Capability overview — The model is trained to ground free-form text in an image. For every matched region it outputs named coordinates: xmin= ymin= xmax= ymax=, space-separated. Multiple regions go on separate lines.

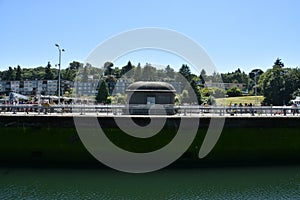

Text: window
xmin=147 ymin=97 xmax=155 ymax=105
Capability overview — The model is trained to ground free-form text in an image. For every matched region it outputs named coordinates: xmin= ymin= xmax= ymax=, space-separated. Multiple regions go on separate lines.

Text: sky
xmin=0 ymin=0 xmax=299 ymax=74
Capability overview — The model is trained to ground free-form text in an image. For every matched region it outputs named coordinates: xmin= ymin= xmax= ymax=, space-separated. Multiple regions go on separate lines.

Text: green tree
xmin=258 ymin=59 xmax=299 ymax=105
xmin=206 ymin=95 xmax=216 ymax=105
xmin=104 ymin=61 xmax=114 ymax=76
xmin=133 ymin=63 xmax=142 ymax=81
xmin=63 ymin=61 xmax=82 ymax=81
xmin=180 ymin=90 xmax=190 ymax=104
xmin=188 ymin=76 xmax=202 ymax=104
xmin=249 ymin=69 xmax=264 ymax=94
xmin=96 ymin=79 xmax=109 ymax=104
xmin=226 ymin=87 xmax=242 ymax=97
xmin=141 ymin=64 xmax=156 ymax=81
xmin=121 ymin=61 xmax=134 ymax=78
xmin=4 ymin=67 xmax=14 ymax=80
xmin=113 ymin=67 xmax=121 ymax=78
xmin=292 ymin=88 xmax=300 ymax=99
xmin=81 ymin=64 xmax=89 ymax=82
xmin=199 ymin=69 xmax=207 ymax=84
xmin=274 ymin=58 xmax=284 ymax=68
xmin=165 ymin=65 xmax=175 ymax=79
xmin=45 ymin=62 xmax=54 ymax=80
xmin=16 ymin=65 xmax=22 ymax=80
xmin=178 ymin=64 xmax=191 ymax=81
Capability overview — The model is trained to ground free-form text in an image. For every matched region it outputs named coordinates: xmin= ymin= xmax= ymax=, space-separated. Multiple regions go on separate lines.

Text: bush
xmin=200 ymin=87 xmax=226 ymax=98
xmin=226 ymin=87 xmax=242 ymax=97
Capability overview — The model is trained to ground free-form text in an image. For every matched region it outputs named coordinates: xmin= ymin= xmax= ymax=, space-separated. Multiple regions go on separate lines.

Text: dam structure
xmin=0 ymin=109 xmax=299 ymax=168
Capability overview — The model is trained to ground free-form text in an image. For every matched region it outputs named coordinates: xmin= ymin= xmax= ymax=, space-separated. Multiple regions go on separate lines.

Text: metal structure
xmin=0 ymin=104 xmax=299 ymax=117
xmin=55 ymin=44 xmax=65 ymax=105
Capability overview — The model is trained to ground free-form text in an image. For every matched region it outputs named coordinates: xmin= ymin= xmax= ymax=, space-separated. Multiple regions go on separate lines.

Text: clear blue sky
xmin=0 ymin=0 xmax=299 ymax=74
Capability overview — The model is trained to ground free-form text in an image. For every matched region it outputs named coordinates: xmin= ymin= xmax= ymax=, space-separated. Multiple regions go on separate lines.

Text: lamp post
xmin=55 ymin=44 xmax=65 ymax=105
xmin=254 ymin=71 xmax=258 ymax=106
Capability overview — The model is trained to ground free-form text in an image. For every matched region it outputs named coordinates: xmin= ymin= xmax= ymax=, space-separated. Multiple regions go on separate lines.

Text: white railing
xmin=0 ymin=104 xmax=299 ymax=116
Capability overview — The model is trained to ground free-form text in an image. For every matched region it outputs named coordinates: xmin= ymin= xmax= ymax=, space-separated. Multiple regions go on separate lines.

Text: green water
xmin=1 ymin=166 xmax=300 ymax=199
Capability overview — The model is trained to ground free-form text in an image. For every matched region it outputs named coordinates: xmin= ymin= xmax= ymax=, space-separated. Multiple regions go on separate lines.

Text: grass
xmin=215 ymin=95 xmax=264 ymax=106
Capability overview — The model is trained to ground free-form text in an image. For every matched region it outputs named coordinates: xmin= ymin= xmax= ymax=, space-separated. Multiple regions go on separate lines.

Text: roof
xmin=126 ymin=81 xmax=176 ymax=93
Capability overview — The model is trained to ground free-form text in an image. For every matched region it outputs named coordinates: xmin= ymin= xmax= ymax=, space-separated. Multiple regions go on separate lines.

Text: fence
xmin=0 ymin=104 xmax=299 ymax=117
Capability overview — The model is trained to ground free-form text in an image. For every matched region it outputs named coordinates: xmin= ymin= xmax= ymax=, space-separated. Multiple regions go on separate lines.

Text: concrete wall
xmin=0 ymin=115 xmax=299 ymax=167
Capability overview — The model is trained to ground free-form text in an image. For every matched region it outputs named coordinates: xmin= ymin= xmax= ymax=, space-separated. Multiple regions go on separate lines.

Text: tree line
xmin=0 ymin=61 xmax=82 ymax=82
xmin=1 ymin=58 xmax=299 ymax=105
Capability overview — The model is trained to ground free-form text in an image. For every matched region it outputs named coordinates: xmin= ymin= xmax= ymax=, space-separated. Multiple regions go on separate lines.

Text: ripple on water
xmin=0 ymin=166 xmax=299 ymax=199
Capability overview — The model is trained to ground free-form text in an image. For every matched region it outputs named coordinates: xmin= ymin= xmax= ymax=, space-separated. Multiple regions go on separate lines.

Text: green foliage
xmin=110 ymin=93 xmax=127 ymax=104
xmin=292 ymin=88 xmax=300 ymax=99
xmin=180 ymin=90 xmax=190 ymax=104
xmin=81 ymin=64 xmax=89 ymax=82
xmin=133 ymin=64 xmax=142 ymax=81
xmin=104 ymin=61 xmax=114 ymax=76
xmin=201 ymin=87 xmax=226 ymax=98
xmin=121 ymin=61 xmax=135 ymax=78
xmin=178 ymin=64 xmax=191 ymax=81
xmin=141 ymin=64 xmax=156 ymax=81
xmin=189 ymin=77 xmax=202 ymax=104
xmin=15 ymin=65 xmax=22 ymax=80
xmin=113 ymin=67 xmax=122 ymax=79
xmin=226 ymin=87 xmax=242 ymax=97
xmin=45 ymin=62 xmax=54 ymax=80
xmin=202 ymin=95 xmax=216 ymax=105
xmin=259 ymin=59 xmax=300 ymax=105
xmin=165 ymin=65 xmax=175 ymax=79
xmin=248 ymin=69 xmax=264 ymax=95
xmin=96 ymin=79 xmax=109 ymax=104
xmin=221 ymin=68 xmax=249 ymax=87
xmin=4 ymin=67 xmax=15 ymax=80
xmin=63 ymin=61 xmax=82 ymax=81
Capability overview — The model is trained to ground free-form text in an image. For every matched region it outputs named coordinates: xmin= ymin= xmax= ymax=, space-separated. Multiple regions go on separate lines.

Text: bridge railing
xmin=0 ymin=104 xmax=299 ymax=116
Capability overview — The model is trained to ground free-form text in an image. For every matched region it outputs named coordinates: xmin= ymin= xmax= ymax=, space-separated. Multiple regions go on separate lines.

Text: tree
xmin=45 ymin=62 xmax=54 ymax=80
xmin=113 ymin=67 xmax=121 ymax=78
xmin=226 ymin=87 xmax=242 ymax=97
xmin=104 ymin=61 xmax=114 ymax=76
xmin=133 ymin=63 xmax=142 ymax=81
xmin=178 ymin=64 xmax=191 ymax=81
xmin=258 ymin=58 xmax=300 ymax=105
xmin=274 ymin=58 xmax=284 ymax=68
xmin=292 ymin=88 xmax=300 ymax=99
xmin=141 ymin=64 xmax=156 ymax=81
xmin=165 ymin=65 xmax=175 ymax=79
xmin=180 ymin=90 xmax=190 ymax=104
xmin=206 ymin=95 xmax=216 ymax=105
xmin=199 ymin=69 xmax=207 ymax=84
xmin=81 ymin=64 xmax=89 ymax=82
xmin=96 ymin=79 xmax=109 ymax=104
xmin=4 ymin=67 xmax=14 ymax=80
xmin=249 ymin=69 xmax=264 ymax=94
xmin=121 ymin=61 xmax=134 ymax=78
xmin=212 ymin=71 xmax=223 ymax=82
xmin=16 ymin=65 xmax=22 ymax=80
xmin=188 ymin=76 xmax=202 ymax=104
xmin=64 ymin=61 xmax=82 ymax=81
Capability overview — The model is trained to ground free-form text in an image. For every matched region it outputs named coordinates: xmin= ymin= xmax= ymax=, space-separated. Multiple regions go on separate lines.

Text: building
xmin=205 ymin=80 xmax=246 ymax=91
xmin=0 ymin=80 xmax=73 ymax=96
xmin=125 ymin=81 xmax=176 ymax=115
xmin=112 ymin=78 xmax=133 ymax=95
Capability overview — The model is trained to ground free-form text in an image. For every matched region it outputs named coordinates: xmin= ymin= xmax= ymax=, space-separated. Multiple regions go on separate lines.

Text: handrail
xmin=0 ymin=104 xmax=299 ymax=116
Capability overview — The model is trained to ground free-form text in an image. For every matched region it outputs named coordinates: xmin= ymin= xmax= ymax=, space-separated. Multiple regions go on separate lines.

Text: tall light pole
xmin=55 ymin=44 xmax=65 ymax=105
xmin=254 ymin=71 xmax=258 ymax=106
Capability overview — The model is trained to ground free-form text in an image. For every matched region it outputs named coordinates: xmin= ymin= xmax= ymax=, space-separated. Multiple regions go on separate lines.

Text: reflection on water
xmin=0 ymin=166 xmax=300 ymax=199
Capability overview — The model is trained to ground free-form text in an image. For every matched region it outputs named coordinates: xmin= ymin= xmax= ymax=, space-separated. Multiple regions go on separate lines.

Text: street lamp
xmin=254 ymin=70 xmax=259 ymax=106
xmin=55 ymin=44 xmax=65 ymax=105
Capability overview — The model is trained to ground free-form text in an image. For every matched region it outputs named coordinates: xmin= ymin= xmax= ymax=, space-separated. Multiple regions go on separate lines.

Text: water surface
xmin=1 ymin=165 xmax=300 ymax=199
